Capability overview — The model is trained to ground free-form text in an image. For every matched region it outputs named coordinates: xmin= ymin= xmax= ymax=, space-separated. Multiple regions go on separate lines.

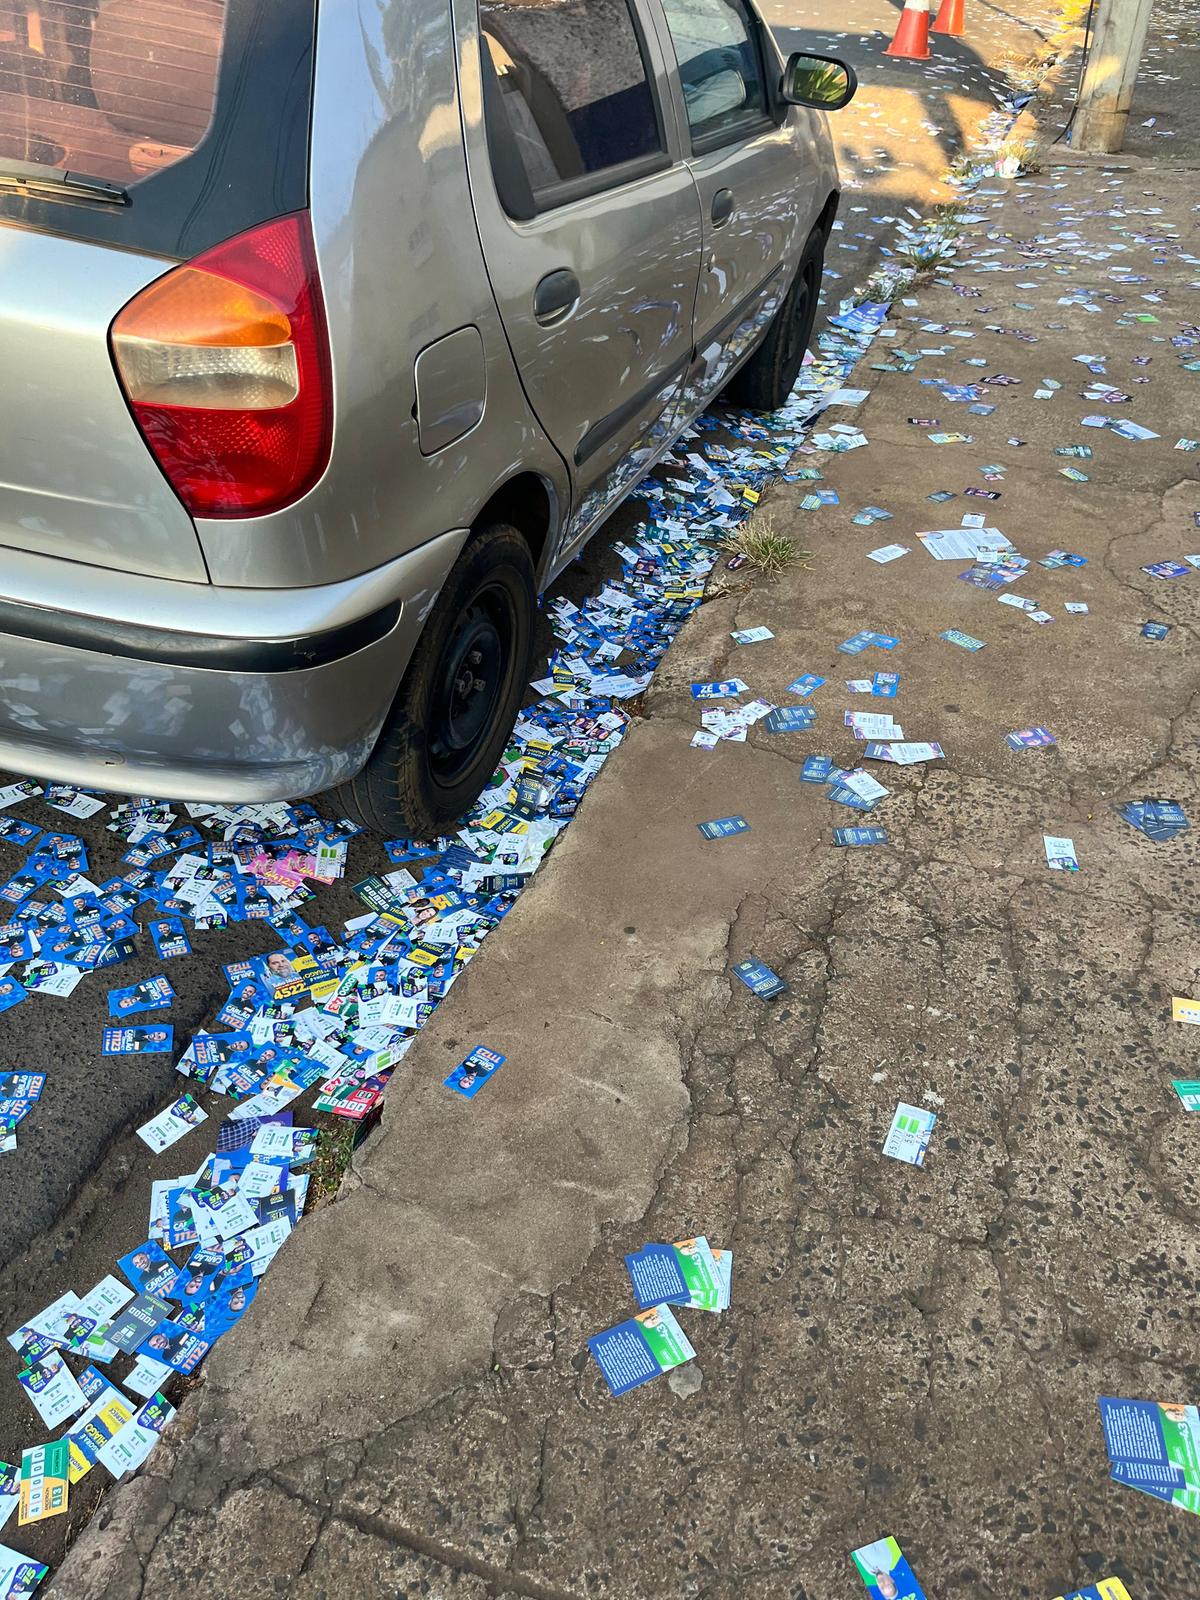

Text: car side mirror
xmin=780 ymin=52 xmax=857 ymax=110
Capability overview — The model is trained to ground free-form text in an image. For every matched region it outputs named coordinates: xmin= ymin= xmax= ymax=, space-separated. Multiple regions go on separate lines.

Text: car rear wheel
xmin=724 ymin=227 xmax=825 ymax=412
xmin=331 ymin=523 xmax=536 ymax=837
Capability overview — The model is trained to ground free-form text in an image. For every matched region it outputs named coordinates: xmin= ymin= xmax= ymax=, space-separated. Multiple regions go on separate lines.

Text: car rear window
xmin=0 ymin=0 xmax=315 ymax=259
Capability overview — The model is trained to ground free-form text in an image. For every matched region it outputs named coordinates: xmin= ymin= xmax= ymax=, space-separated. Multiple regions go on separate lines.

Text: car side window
xmin=479 ymin=0 xmax=664 ymax=210
xmin=659 ymin=0 xmax=767 ymax=146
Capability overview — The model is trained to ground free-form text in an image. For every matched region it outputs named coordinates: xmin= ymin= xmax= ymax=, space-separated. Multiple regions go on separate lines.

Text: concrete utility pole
xmin=1072 ymin=0 xmax=1155 ymax=153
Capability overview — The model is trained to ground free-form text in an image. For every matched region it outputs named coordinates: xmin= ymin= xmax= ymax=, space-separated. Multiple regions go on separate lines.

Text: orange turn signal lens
xmin=113 ymin=267 xmax=292 ymax=348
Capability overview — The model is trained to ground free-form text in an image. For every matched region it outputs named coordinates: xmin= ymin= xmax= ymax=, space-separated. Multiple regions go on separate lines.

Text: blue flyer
xmin=732 ymin=959 xmax=787 ymax=999
xmin=834 ymin=828 xmax=889 ymax=847
xmin=800 ymin=755 xmax=834 ymax=784
xmin=1099 ymin=1395 xmax=1200 ymax=1502
xmin=0 ymin=976 xmax=32 ymax=1017
xmin=0 ymin=1072 xmax=44 ymax=1103
xmin=763 ymin=707 xmax=815 ymax=733
xmin=139 ymin=1321 xmax=210 ymax=1375
xmin=787 ymin=673 xmax=825 ymax=698
xmin=587 ymin=1305 xmax=695 ymax=1397
xmin=623 ymin=1243 xmax=690 ymax=1308
xmin=1141 ymin=621 xmax=1170 ymax=640
xmin=101 ymin=1025 xmax=174 ymax=1056
xmin=149 ymin=916 xmax=191 ymax=959
xmin=837 ymin=631 xmax=875 ymax=655
xmin=850 ymin=1536 xmax=927 ymax=1599
xmin=118 ymin=1240 xmax=185 ymax=1300
xmin=444 ymin=1045 xmax=507 ymax=1099
xmin=690 ymin=679 xmax=747 ymax=700
xmin=698 ymin=816 xmax=750 ymax=840
xmin=107 ymin=975 xmax=175 ymax=1017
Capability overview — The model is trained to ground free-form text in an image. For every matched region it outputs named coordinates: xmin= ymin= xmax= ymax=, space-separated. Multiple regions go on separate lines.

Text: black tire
xmin=724 ymin=228 xmax=825 ymax=411
xmin=332 ymin=523 xmax=536 ymax=837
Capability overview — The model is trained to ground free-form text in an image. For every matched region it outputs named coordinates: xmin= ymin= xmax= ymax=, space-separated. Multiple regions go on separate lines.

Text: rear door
xmin=653 ymin=0 xmax=814 ymax=404
xmin=0 ymin=0 xmax=314 ymax=579
xmin=458 ymin=0 xmax=704 ymax=552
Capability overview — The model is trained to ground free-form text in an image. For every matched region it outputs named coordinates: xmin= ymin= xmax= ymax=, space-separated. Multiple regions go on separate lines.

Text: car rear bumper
xmin=0 ymin=530 xmax=469 ymax=803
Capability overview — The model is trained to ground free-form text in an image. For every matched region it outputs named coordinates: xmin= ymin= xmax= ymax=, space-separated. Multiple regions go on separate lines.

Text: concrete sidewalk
xmin=53 ymin=42 xmax=1200 ymax=1600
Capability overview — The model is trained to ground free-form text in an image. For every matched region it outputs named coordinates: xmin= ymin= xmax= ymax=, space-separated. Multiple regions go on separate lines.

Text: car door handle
xmin=533 ymin=269 xmax=581 ymax=325
xmin=711 ymin=188 xmax=734 ymax=227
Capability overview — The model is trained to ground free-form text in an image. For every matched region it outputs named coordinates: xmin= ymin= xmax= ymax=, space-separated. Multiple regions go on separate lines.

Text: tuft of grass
xmin=932 ymin=198 xmax=970 ymax=229
xmin=997 ymin=136 xmax=1042 ymax=172
xmin=309 ymin=1120 xmax=356 ymax=1204
xmin=947 ymin=151 xmax=978 ymax=185
xmin=719 ymin=516 xmax=808 ymax=576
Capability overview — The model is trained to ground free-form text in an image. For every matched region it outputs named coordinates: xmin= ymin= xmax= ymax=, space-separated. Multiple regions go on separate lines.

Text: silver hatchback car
xmin=0 ymin=0 xmax=854 ymax=835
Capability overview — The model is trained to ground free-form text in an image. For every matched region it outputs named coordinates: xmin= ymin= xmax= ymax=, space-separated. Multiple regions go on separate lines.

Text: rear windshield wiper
xmin=0 ymin=161 xmax=128 ymax=206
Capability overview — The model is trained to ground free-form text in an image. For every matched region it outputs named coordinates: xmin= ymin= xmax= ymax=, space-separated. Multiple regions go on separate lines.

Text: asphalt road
xmin=0 ymin=0 xmax=1065 ymax=1572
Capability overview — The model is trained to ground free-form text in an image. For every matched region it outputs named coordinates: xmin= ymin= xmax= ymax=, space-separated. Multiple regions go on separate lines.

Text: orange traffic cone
xmin=885 ymin=0 xmax=931 ymax=58
xmin=932 ymin=0 xmax=965 ymax=34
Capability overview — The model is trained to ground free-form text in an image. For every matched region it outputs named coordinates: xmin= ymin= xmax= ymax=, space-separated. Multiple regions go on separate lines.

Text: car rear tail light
xmin=111 ymin=212 xmax=332 ymax=518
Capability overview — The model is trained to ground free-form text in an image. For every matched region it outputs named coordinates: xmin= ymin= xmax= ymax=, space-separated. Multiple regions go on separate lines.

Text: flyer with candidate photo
xmin=850 ymin=1536 xmax=926 ymax=1599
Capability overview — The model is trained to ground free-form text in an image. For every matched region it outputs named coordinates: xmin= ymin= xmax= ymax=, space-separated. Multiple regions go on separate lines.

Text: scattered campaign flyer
xmin=1006 ymin=727 xmax=1056 ymax=750
xmin=1048 ymin=1582 xmax=1131 ymax=1600
xmin=763 ymin=707 xmax=816 ymax=734
xmin=883 ymin=1103 xmax=936 ymax=1168
xmin=140 ymin=1321 xmax=209 ymax=1375
xmin=843 ymin=771 xmax=889 ymax=804
xmin=0 ymin=1464 xmax=14 ymax=1533
xmin=64 ymin=1373 xmax=135 ymax=1484
xmin=136 ymin=1093 xmax=208 ymax=1154
xmin=834 ymin=827 xmax=888 ymax=847
xmin=149 ymin=916 xmax=191 ymax=960
xmin=698 ymin=816 xmax=750 ymax=840
xmin=690 ymin=679 xmax=748 ymax=700
xmin=1120 ymin=800 xmax=1188 ymax=841
xmin=16 ymin=1349 xmax=86 ymax=1429
xmin=1171 ymin=996 xmax=1200 ymax=1026
xmin=1171 ymin=1080 xmax=1200 ymax=1112
xmin=249 ymin=1124 xmax=317 ymax=1163
xmin=787 ymin=674 xmax=825 ymax=698
xmin=1099 ymin=1397 xmax=1200 ymax=1512
xmin=624 ymin=1238 xmax=723 ymax=1312
xmin=587 ymin=1304 xmax=696 ymax=1397
xmin=124 ymin=1354 xmax=173 ymax=1400
xmin=444 ymin=1045 xmax=506 ymax=1099
xmin=119 ymin=1239 xmax=184 ymax=1299
xmin=940 ymin=629 xmax=986 ymax=651
xmin=0 ymin=1543 xmax=48 ymax=1599
xmin=866 ymin=544 xmax=910 ymax=564
xmin=18 ymin=1440 xmax=68 ymax=1525
xmin=729 ymin=626 xmax=773 ymax=645
xmin=851 ymin=1537 xmax=926 ymax=1599
xmin=108 ymin=975 xmax=175 ymax=1017
xmin=732 ymin=959 xmax=787 ymax=1000
xmin=1044 ymin=836 xmax=1080 ymax=872
xmin=102 ymin=1025 xmax=175 ymax=1056
xmin=104 ymin=1294 xmax=171 ymax=1355
xmin=96 ymin=1393 xmax=176 ymax=1478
